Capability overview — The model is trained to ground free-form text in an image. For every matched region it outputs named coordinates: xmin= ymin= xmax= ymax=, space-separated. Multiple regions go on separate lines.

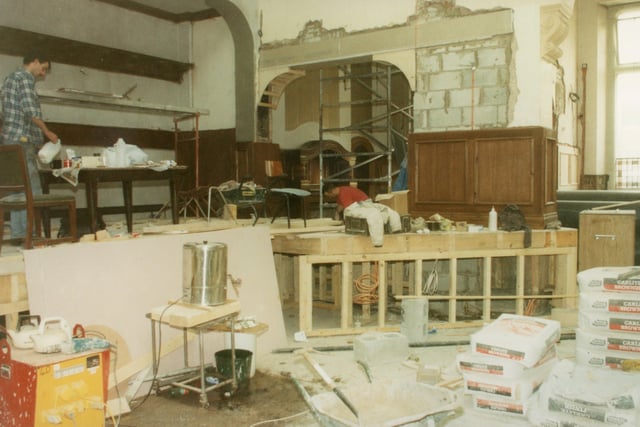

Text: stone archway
xmin=206 ymin=0 xmax=256 ymax=142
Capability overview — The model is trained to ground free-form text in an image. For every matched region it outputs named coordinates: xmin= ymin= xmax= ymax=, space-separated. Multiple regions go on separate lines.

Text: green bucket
xmin=215 ymin=349 xmax=253 ymax=384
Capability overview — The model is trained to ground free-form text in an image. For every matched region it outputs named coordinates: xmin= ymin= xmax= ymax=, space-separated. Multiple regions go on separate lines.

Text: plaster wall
xmin=193 ymin=19 xmax=237 ymax=130
xmin=0 ymin=0 xmax=193 ymax=131
xmin=262 ymin=0 xmax=578 ymax=153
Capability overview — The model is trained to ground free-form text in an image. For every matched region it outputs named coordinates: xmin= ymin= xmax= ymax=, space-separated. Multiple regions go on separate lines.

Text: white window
xmin=613 ymin=6 xmax=640 ymax=188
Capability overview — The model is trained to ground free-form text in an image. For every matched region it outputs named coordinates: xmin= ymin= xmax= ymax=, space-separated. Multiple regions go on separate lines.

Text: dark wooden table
xmin=40 ymin=166 xmax=188 ymax=233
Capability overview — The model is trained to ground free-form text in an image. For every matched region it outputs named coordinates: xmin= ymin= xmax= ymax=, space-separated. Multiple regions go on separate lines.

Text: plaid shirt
xmin=1 ymin=67 xmax=43 ymax=146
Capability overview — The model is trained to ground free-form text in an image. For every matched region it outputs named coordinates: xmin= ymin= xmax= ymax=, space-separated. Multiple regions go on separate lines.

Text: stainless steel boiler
xmin=183 ymin=241 xmax=227 ymax=306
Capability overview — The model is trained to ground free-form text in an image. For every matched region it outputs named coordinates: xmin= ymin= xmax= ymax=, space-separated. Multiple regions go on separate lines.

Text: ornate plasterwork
xmin=541 ymin=2 xmax=573 ymax=63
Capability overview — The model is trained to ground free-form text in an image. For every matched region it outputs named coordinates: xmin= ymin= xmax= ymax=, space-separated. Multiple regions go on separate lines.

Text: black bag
xmin=498 ymin=204 xmax=531 ymax=248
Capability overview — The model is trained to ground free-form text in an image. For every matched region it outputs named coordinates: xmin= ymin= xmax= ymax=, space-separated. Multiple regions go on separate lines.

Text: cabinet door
xmin=413 ymin=138 xmax=471 ymax=203
xmin=578 ymin=211 xmax=635 ymax=271
xmin=475 ymin=136 xmax=535 ymax=204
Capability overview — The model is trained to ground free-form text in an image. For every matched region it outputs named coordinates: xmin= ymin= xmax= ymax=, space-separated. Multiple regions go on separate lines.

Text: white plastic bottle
xmin=488 ymin=206 xmax=498 ymax=231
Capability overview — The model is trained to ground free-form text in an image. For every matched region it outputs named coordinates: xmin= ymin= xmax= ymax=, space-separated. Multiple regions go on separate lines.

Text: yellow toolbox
xmin=0 ymin=339 xmax=110 ymax=426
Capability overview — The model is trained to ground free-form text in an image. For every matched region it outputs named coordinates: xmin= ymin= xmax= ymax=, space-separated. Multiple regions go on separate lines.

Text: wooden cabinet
xmin=408 ymin=127 xmax=559 ymax=229
xmin=578 ymin=210 xmax=635 ymax=271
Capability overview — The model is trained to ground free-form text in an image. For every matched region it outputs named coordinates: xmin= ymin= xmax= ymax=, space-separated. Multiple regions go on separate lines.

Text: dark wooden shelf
xmin=0 ymin=26 xmax=193 ymax=83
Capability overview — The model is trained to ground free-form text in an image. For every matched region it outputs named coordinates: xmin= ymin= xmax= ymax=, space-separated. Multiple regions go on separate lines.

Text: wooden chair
xmin=265 ymin=160 xmax=311 ymax=228
xmin=0 ymin=144 xmax=77 ymax=253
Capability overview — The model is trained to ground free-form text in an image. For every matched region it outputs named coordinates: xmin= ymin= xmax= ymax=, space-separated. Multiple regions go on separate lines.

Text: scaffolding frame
xmin=318 ymin=62 xmax=413 ymax=217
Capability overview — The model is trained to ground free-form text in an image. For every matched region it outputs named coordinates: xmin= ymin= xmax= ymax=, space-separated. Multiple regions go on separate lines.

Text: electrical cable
xmin=129 ymin=297 xmax=181 ymax=412
xmin=422 ymin=260 xmax=439 ymax=295
xmin=353 ymin=262 xmax=380 ymax=305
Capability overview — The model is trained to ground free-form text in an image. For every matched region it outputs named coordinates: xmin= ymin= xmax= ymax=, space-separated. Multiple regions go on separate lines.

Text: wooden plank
xmin=299 ymin=256 xmax=312 ymax=332
xmin=149 ymin=300 xmax=241 ymax=328
xmin=378 ymin=261 xmax=387 ymax=327
xmin=483 ymin=257 xmax=491 ymax=321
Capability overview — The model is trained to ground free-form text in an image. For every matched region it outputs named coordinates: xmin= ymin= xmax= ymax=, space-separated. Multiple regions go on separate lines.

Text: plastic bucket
xmin=215 ymin=349 xmax=253 ymax=385
xmin=224 ymin=332 xmax=257 ymax=378
xmin=400 ymin=298 xmax=429 ymax=344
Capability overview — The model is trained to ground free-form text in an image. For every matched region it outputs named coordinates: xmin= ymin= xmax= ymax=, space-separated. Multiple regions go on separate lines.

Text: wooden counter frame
xmin=272 ymin=228 xmax=578 ymax=336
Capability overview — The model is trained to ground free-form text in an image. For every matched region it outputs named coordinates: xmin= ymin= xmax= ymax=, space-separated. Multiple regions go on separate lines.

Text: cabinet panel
xmin=475 ymin=137 xmax=534 ymax=204
xmin=414 ymin=139 xmax=470 ymax=203
xmin=409 ymin=127 xmax=558 ymax=228
xmin=578 ymin=210 xmax=635 ymax=271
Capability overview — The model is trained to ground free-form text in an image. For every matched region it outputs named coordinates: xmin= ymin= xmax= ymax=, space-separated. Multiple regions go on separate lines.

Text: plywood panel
xmin=23 ymin=227 xmax=287 ymax=388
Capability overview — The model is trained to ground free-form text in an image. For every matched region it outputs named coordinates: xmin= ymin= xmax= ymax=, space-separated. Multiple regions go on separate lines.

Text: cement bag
xmin=580 ymin=292 xmax=640 ymax=314
xmin=462 ymin=357 xmax=556 ymax=400
xmin=576 ymin=328 xmax=640 ymax=354
xmin=456 ymin=345 xmax=557 ymax=379
xmin=535 ymin=359 xmax=640 ymax=426
xmin=578 ymin=267 xmax=640 ymax=293
xmin=575 ymin=346 xmax=640 ymax=371
xmin=471 ymin=393 xmax=535 ymax=418
xmin=578 ymin=310 xmax=640 ymax=335
xmin=470 ymin=314 xmax=560 ymax=367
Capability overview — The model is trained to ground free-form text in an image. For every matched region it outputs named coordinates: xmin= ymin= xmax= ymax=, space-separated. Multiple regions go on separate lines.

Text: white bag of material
xmin=575 ymin=346 xmax=640 ymax=371
xmin=462 ymin=357 xmax=556 ymax=400
xmin=456 ymin=345 xmax=557 ymax=379
xmin=102 ymin=138 xmax=148 ymax=167
xmin=578 ymin=267 xmax=640 ymax=293
xmin=536 ymin=359 xmax=640 ymax=426
xmin=470 ymin=314 xmax=561 ymax=367
xmin=471 ymin=393 xmax=535 ymax=418
xmin=579 ymin=310 xmax=640 ymax=335
xmin=580 ymin=291 xmax=640 ymax=314
xmin=576 ymin=328 xmax=640 ymax=354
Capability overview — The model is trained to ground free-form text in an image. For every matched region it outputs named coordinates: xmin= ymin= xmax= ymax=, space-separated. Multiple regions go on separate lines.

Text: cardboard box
xmin=375 ymin=190 xmax=409 ymax=215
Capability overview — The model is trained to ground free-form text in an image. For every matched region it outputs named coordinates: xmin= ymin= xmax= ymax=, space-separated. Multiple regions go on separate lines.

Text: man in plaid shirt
xmin=1 ymin=52 xmax=59 ymax=240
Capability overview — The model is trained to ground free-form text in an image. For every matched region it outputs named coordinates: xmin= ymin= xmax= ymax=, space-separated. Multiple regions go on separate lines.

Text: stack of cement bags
xmin=527 ymin=266 xmax=640 ymax=426
xmin=456 ymin=313 xmax=560 ymax=419
xmin=575 ymin=267 xmax=640 ymax=369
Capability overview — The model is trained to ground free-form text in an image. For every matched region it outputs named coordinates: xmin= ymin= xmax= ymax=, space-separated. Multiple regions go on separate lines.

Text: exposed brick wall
xmin=414 ymin=34 xmax=514 ymax=132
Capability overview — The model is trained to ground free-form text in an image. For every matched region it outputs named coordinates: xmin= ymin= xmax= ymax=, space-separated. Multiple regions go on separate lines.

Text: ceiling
xmin=94 ymin=0 xmax=220 ymax=22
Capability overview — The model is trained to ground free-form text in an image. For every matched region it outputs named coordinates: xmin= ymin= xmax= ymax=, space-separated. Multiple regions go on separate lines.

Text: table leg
xmin=85 ymin=178 xmax=99 ymax=233
xmin=150 ymin=318 xmax=159 ymax=393
xmin=169 ymin=173 xmax=179 ymax=224
xmin=198 ymin=328 xmax=209 ymax=407
xmin=230 ymin=317 xmax=237 ymax=392
xmin=122 ymin=180 xmax=133 ymax=233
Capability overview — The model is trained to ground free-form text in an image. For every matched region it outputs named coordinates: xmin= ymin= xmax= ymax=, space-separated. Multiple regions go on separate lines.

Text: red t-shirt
xmin=337 ymin=186 xmax=368 ymax=208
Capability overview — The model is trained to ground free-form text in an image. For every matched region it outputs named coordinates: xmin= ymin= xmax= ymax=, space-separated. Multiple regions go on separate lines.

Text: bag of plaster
xmin=578 ymin=266 xmax=640 ymax=293
xmin=470 ymin=314 xmax=560 ymax=367
xmin=457 ymin=344 xmax=557 ymax=378
xmin=534 ymin=359 xmax=640 ymax=426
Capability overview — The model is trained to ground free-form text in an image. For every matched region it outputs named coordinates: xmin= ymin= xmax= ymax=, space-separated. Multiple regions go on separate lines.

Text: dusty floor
xmin=105 ymin=332 xmax=578 ymax=427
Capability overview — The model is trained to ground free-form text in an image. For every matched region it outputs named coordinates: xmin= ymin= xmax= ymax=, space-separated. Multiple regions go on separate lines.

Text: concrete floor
xmin=107 ymin=329 xmax=578 ymax=427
